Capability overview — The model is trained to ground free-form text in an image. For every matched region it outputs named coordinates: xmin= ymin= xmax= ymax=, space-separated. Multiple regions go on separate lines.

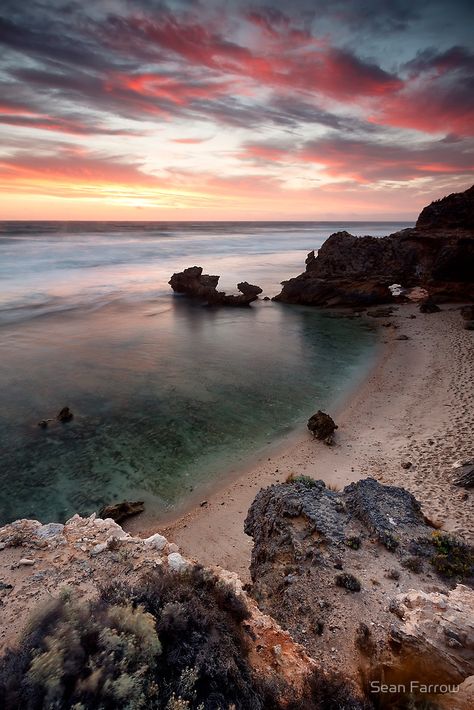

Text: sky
xmin=0 ymin=0 xmax=473 ymax=220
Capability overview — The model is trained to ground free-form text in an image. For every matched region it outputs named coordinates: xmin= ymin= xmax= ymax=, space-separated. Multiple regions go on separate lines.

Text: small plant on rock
xmin=335 ymin=573 xmax=361 ymax=592
xmin=429 ymin=531 xmax=473 ymax=580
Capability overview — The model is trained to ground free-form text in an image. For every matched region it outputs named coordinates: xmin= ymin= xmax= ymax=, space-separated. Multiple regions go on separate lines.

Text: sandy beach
xmin=155 ymin=304 xmax=473 ymax=581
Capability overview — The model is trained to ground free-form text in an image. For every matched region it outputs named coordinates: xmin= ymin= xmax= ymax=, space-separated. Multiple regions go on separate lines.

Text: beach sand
xmin=151 ymin=304 xmax=473 ymax=582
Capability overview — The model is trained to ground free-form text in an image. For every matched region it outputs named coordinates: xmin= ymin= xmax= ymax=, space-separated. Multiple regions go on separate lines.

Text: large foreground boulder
xmin=169 ymin=266 xmax=262 ymax=306
xmin=274 ymin=185 xmax=474 ymax=306
xmin=244 ymin=477 xmax=473 ymax=687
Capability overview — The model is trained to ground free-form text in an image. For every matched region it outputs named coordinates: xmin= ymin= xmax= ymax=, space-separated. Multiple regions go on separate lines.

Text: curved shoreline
xmin=130 ymin=303 xmax=473 ymax=581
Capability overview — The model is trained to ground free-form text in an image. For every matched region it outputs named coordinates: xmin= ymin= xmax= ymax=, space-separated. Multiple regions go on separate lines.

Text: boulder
xmin=97 ymin=500 xmax=144 ymax=524
xmin=419 ymin=298 xmax=441 ymax=313
xmin=460 ymin=305 xmax=474 ymax=320
xmin=307 ymin=410 xmax=338 ymax=444
xmin=244 ymin=477 xmax=473 ymax=680
xmin=387 ymin=585 xmax=474 ymax=686
xmin=453 ymin=460 xmax=474 ymax=489
xmin=169 ymin=267 xmax=262 ymax=306
xmin=274 ymin=185 xmax=474 ymax=307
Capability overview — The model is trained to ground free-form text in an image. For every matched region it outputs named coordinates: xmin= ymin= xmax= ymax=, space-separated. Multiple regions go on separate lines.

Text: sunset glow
xmin=1 ymin=0 xmax=473 ymax=220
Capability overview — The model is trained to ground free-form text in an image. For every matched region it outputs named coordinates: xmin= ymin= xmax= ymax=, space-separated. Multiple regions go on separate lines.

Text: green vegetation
xmin=429 ymin=531 xmax=473 ymax=580
xmin=0 ymin=566 xmax=283 ymax=709
xmin=345 ymin=536 xmax=361 ymax=550
xmin=401 ymin=557 xmax=423 ymax=574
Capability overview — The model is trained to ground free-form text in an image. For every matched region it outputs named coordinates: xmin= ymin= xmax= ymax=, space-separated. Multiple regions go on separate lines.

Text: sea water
xmin=0 ymin=221 xmax=410 ymax=524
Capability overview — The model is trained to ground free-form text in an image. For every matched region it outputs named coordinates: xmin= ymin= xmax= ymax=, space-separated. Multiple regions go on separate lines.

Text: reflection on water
xmin=0 ymin=221 xmax=400 ymax=525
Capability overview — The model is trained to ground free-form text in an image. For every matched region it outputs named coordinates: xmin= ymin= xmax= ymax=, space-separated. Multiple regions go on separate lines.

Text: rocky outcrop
xmin=97 ymin=500 xmax=144 ymax=523
xmin=387 ymin=585 xmax=474 ymax=686
xmin=244 ymin=477 xmax=473 ymax=685
xmin=307 ymin=410 xmax=338 ymax=444
xmin=274 ymin=185 xmax=474 ymax=306
xmin=0 ymin=514 xmax=322 ymax=706
xmin=169 ymin=266 xmax=262 ymax=305
xmin=453 ymin=459 xmax=474 ymax=489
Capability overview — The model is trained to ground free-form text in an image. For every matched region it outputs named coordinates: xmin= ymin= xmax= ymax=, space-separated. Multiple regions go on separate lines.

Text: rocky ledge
xmin=169 ymin=266 xmax=263 ymax=306
xmin=274 ymin=185 xmax=474 ymax=306
xmin=0 ymin=513 xmax=370 ymax=709
xmin=245 ymin=477 xmax=474 ymax=695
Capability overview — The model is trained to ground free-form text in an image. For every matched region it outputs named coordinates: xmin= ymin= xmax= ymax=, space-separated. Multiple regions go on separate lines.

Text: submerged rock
xmin=97 ymin=500 xmax=145 ymax=524
xmin=169 ymin=266 xmax=262 ymax=306
xmin=307 ymin=410 xmax=338 ymax=444
xmin=274 ymin=185 xmax=474 ymax=307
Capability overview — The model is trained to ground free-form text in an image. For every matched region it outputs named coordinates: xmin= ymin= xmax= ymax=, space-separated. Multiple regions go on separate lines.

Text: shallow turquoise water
xmin=0 ymin=221 xmax=405 ymax=524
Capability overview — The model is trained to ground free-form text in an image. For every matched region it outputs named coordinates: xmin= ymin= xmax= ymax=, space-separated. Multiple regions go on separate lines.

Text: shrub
xmin=401 ymin=557 xmax=423 ymax=574
xmin=335 ymin=573 xmax=361 ymax=592
xmin=0 ymin=567 xmax=283 ymax=709
xmin=345 ymin=536 xmax=361 ymax=550
xmin=285 ymin=474 xmax=319 ymax=488
xmin=429 ymin=532 xmax=473 ymax=580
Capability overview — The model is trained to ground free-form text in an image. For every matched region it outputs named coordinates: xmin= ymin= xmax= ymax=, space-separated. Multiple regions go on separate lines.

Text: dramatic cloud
xmin=0 ymin=0 xmax=472 ymax=218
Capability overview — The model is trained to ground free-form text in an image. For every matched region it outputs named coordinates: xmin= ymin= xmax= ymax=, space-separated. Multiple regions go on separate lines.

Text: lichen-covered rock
xmin=244 ymin=477 xmax=472 ymax=682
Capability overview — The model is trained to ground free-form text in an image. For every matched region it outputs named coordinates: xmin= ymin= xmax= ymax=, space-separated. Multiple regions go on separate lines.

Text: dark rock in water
xmin=56 ymin=407 xmax=73 ymax=423
xmin=460 ymin=305 xmax=474 ymax=320
xmin=37 ymin=420 xmax=50 ymax=429
xmin=419 ymin=298 xmax=440 ymax=313
xmin=307 ymin=410 xmax=338 ymax=444
xmin=98 ymin=500 xmax=144 ymax=523
xmin=274 ymin=185 xmax=474 ymax=307
xmin=169 ymin=266 xmax=262 ymax=306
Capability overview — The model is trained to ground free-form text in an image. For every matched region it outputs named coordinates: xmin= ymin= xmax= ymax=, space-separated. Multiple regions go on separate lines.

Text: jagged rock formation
xmin=169 ymin=266 xmax=262 ymax=305
xmin=387 ymin=585 xmax=474 ymax=685
xmin=274 ymin=185 xmax=474 ymax=306
xmin=244 ymin=477 xmax=474 ymax=686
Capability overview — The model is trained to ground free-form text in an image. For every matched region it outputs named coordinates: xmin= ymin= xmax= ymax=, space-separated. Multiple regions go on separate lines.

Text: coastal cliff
xmin=274 ymin=185 xmax=474 ymax=306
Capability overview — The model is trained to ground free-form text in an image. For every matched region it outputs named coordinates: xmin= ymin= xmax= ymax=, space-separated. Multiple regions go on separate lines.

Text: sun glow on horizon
xmin=0 ymin=1 xmax=472 ymax=220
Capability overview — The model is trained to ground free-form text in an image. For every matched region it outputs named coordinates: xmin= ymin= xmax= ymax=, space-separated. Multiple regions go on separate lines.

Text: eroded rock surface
xmin=387 ymin=585 xmax=474 ymax=686
xmin=97 ymin=500 xmax=144 ymax=523
xmin=169 ymin=266 xmax=262 ymax=305
xmin=274 ymin=185 xmax=474 ymax=306
xmin=244 ymin=477 xmax=473 ymax=683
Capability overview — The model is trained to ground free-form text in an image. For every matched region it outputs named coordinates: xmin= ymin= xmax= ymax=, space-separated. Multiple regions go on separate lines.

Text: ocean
xmin=0 ymin=221 xmax=411 ymax=525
